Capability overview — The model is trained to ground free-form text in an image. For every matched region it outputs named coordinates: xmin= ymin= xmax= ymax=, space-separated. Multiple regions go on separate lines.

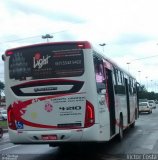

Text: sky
xmin=1 ymin=0 xmax=158 ymax=92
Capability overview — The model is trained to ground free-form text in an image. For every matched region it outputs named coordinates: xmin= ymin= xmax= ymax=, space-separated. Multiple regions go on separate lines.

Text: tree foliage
xmin=138 ymin=84 xmax=158 ymax=100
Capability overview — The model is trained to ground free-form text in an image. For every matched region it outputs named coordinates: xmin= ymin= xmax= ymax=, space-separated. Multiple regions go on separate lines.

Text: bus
xmin=2 ymin=41 xmax=139 ymax=146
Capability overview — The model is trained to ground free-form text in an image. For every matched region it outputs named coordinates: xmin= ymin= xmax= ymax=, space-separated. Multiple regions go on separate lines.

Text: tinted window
xmin=148 ymin=100 xmax=154 ymax=103
xmin=114 ymin=68 xmax=125 ymax=95
xmin=139 ymin=102 xmax=148 ymax=106
xmin=9 ymin=45 xmax=84 ymax=80
xmin=93 ymin=56 xmax=106 ymax=94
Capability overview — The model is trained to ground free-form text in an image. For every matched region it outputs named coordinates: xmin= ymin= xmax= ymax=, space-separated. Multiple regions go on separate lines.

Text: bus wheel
xmin=130 ymin=121 xmax=135 ymax=128
xmin=117 ymin=116 xmax=123 ymax=142
xmin=135 ymin=109 xmax=138 ymax=119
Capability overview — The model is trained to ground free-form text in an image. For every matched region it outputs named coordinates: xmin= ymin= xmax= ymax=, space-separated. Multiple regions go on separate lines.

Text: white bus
xmin=2 ymin=41 xmax=139 ymax=146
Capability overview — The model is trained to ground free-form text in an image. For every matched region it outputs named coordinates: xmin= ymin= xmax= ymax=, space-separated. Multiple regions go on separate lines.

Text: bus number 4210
xmin=59 ymin=106 xmax=81 ymax=111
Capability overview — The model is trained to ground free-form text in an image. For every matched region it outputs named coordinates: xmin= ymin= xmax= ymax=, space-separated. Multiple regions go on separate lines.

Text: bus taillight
xmin=8 ymin=106 xmax=17 ymax=130
xmin=6 ymin=51 xmax=14 ymax=56
xmin=84 ymin=101 xmax=95 ymax=128
xmin=77 ymin=41 xmax=91 ymax=49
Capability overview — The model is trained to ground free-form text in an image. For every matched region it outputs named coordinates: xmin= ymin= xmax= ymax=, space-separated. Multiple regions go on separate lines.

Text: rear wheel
xmin=148 ymin=110 xmax=151 ymax=114
xmin=117 ymin=116 xmax=123 ymax=141
xmin=130 ymin=121 xmax=135 ymax=128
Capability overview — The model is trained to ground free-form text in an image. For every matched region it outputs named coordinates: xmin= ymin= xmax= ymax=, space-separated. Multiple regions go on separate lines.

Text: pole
xmin=126 ymin=62 xmax=130 ymax=72
xmin=42 ymin=34 xmax=53 ymax=42
xmin=99 ymin=43 xmax=106 ymax=53
xmin=145 ymin=76 xmax=148 ymax=91
xmin=138 ymin=71 xmax=141 ymax=84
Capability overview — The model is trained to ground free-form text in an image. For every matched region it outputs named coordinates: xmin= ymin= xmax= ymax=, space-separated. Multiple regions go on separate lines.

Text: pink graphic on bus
xmin=44 ymin=102 xmax=53 ymax=112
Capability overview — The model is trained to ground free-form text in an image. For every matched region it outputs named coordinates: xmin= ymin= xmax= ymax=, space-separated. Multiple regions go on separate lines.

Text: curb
xmin=3 ymin=129 xmax=8 ymax=133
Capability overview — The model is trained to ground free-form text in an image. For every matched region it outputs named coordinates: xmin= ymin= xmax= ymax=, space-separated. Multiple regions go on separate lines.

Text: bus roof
xmin=5 ymin=41 xmax=92 ymax=54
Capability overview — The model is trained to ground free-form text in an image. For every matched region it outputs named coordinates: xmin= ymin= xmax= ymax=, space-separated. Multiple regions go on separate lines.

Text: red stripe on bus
xmin=9 ymin=92 xmax=86 ymax=130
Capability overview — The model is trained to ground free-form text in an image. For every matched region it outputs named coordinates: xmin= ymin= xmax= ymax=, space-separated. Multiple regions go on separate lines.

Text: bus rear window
xmin=9 ymin=45 xmax=84 ymax=80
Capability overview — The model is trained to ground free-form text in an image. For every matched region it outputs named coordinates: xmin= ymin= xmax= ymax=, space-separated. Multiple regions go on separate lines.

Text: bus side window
xmin=93 ymin=56 xmax=106 ymax=94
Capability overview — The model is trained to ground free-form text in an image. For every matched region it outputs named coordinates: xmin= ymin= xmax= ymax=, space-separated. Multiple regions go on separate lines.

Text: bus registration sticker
xmin=42 ymin=135 xmax=57 ymax=140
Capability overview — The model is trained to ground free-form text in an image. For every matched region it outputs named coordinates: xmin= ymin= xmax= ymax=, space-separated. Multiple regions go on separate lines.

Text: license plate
xmin=42 ymin=135 xmax=57 ymax=140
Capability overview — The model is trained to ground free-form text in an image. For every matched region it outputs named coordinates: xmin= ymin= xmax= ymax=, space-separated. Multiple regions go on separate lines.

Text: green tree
xmin=138 ymin=84 xmax=158 ymax=100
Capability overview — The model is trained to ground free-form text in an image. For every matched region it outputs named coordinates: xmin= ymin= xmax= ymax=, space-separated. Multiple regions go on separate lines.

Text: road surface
xmin=1 ymin=108 xmax=158 ymax=160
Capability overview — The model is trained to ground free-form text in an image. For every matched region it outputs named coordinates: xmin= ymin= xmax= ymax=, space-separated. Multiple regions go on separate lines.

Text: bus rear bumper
xmin=8 ymin=124 xmax=105 ymax=144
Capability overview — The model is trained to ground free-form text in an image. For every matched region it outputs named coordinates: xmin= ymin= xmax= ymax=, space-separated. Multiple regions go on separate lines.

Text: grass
xmin=0 ymin=120 xmax=8 ymax=129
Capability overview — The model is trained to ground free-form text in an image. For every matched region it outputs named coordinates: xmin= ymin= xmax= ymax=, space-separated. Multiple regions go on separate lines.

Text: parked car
xmin=148 ymin=100 xmax=156 ymax=109
xmin=139 ymin=102 xmax=152 ymax=114
xmin=0 ymin=110 xmax=7 ymax=120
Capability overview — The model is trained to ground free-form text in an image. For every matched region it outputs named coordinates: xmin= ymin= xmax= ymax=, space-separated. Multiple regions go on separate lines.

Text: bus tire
xmin=130 ymin=121 xmax=135 ymax=128
xmin=135 ymin=108 xmax=138 ymax=119
xmin=117 ymin=116 xmax=123 ymax=142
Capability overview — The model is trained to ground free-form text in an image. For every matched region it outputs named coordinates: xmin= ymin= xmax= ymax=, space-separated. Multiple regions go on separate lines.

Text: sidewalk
xmin=3 ymin=128 xmax=8 ymax=133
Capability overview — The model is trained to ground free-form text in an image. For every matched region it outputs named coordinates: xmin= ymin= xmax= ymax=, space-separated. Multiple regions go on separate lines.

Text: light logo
xmin=33 ymin=53 xmax=51 ymax=69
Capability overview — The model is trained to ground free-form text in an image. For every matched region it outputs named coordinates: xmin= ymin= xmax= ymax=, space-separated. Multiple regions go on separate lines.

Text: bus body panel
xmin=10 ymin=94 xmax=86 ymax=131
xmin=129 ymin=96 xmax=136 ymax=123
xmin=84 ymin=52 xmax=111 ymax=141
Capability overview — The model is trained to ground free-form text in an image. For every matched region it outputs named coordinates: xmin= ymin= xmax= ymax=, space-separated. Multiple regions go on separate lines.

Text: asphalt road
xmin=1 ymin=108 xmax=158 ymax=160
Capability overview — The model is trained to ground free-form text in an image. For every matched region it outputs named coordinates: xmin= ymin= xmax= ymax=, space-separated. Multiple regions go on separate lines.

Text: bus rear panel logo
xmin=44 ymin=102 xmax=53 ymax=112
xmin=33 ymin=53 xmax=51 ymax=69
